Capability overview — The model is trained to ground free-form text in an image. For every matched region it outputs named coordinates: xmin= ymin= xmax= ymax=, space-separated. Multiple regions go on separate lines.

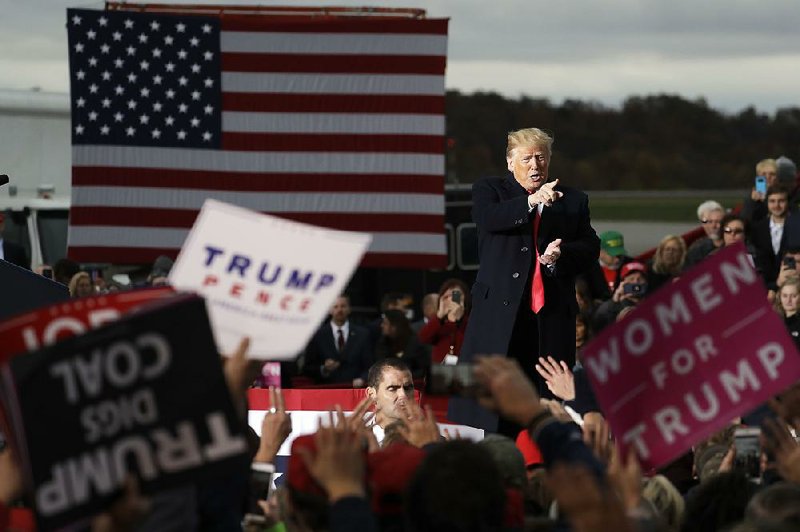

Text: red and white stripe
xmin=69 ymin=15 xmax=449 ymax=268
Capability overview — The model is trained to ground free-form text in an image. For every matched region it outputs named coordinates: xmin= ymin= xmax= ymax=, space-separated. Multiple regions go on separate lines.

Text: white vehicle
xmin=0 ymin=89 xmax=71 ymax=269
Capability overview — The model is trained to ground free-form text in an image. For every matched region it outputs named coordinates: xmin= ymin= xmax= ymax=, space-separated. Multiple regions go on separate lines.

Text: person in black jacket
xmin=452 ymin=127 xmax=599 ymax=434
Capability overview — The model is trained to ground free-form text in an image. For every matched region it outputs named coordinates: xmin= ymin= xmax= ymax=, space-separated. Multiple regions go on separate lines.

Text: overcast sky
xmin=2 ymin=0 xmax=799 ymax=114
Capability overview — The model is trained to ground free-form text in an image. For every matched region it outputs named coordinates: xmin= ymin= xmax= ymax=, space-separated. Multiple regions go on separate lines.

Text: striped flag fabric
xmin=66 ymin=7 xmax=448 ymax=268
xmin=247 ymin=388 xmax=484 ymax=483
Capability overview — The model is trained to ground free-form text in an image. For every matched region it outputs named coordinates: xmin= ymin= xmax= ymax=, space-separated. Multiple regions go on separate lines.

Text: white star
xmin=112 ymin=31 xmax=122 ymax=41
xmin=114 ymin=58 xmax=124 ymax=68
xmin=101 ymin=70 xmax=111 ymax=81
xmin=178 ymin=103 xmax=188 ymax=113
xmin=71 ymin=14 xmax=82 ymax=25
xmin=100 ymin=43 xmax=110 ymax=54
xmin=127 ymin=100 xmax=137 ymax=110
xmin=88 ymin=111 xmax=98 ymax=121
xmin=76 ymin=97 xmax=86 ymax=107
xmin=203 ymin=50 xmax=213 ymax=61
xmin=152 ymin=48 xmax=162 ymax=58
xmin=101 ymin=98 xmax=111 ymax=108
xmin=88 ymin=84 xmax=98 ymax=94
xmin=164 ymin=35 xmax=174 ymax=45
xmin=76 ymin=70 xmax=86 ymax=80
xmin=74 ymin=42 xmax=84 ymax=53
xmin=177 ymin=49 xmax=187 ymax=60
xmin=100 ymin=124 xmax=110 ymax=135
xmin=150 ymin=20 xmax=160 ymax=31
xmin=114 ymin=85 xmax=124 ymax=95
xmin=138 ymin=33 xmax=148 ymax=44
xmin=98 ymin=16 xmax=107 ymax=27
xmin=124 ymin=19 xmax=134 ymax=29
xmin=88 ymin=56 xmax=98 ymax=66
xmin=87 ymin=29 xmax=96 ymax=40
xmin=140 ymin=87 xmax=150 ymax=97
xmin=202 ymin=24 xmax=212 ymax=34
xmin=177 ymin=129 xmax=187 ymax=139
xmin=127 ymin=73 xmax=137 ymax=83
xmin=191 ymin=91 xmax=200 ymax=100
xmin=189 ymin=36 xmax=199 ymax=47
xmin=202 ymin=131 xmax=212 ymax=142
xmin=140 ymin=60 xmax=150 ymax=71
xmin=203 ymin=78 xmax=214 ymax=88
xmin=178 ymin=76 xmax=188 ymax=86
xmin=166 ymin=89 xmax=176 ymax=99
xmin=151 ymin=129 xmax=161 ymax=139
xmin=176 ymin=23 xmax=186 ymax=33
xmin=139 ymin=114 xmax=150 ymax=124
xmin=152 ymin=101 xmax=162 ymax=112
xmin=190 ymin=117 xmax=200 ymax=127
xmin=191 ymin=63 xmax=200 ymax=73
xmin=126 ymin=126 xmax=136 ymax=136
xmin=165 ymin=62 xmax=175 ymax=72
xmin=165 ymin=115 xmax=175 ymax=126
xmin=114 ymin=112 xmax=124 ymax=122
xmin=204 ymin=105 xmax=213 ymax=115
xmin=126 ymin=46 xmax=136 ymax=56
xmin=152 ymin=75 xmax=162 ymax=85
xmin=75 ymin=124 xmax=84 ymax=134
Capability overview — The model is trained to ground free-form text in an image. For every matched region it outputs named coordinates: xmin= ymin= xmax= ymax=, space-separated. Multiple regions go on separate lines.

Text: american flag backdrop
xmin=66 ymin=7 xmax=448 ymax=268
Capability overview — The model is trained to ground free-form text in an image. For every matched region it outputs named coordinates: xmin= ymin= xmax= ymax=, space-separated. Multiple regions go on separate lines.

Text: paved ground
xmin=592 ymin=220 xmax=698 ymax=256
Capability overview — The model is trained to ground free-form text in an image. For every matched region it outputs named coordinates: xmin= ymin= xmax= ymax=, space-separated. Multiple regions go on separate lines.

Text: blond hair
xmin=775 ymin=277 xmax=800 ymax=316
xmin=756 ymin=158 xmax=777 ymax=176
xmin=652 ymin=234 xmax=687 ymax=276
xmin=68 ymin=271 xmax=92 ymax=298
xmin=506 ymin=128 xmax=553 ymax=159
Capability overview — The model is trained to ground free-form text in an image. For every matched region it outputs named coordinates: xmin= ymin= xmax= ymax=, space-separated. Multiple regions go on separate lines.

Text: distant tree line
xmin=445 ymin=91 xmax=800 ymax=190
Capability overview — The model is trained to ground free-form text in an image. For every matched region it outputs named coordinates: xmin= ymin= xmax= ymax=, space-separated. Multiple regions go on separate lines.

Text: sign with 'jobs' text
xmin=582 ymin=242 xmax=800 ymax=470
xmin=168 ymin=199 xmax=372 ymax=359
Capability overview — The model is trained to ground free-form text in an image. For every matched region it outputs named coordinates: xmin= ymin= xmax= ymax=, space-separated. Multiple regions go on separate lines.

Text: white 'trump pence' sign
xmin=169 ymin=199 xmax=372 ymax=359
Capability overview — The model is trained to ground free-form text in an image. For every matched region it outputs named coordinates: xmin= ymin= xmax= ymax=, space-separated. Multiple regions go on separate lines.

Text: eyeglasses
xmin=724 ymin=228 xmax=745 ymax=235
xmin=701 ymin=219 xmax=721 ymax=225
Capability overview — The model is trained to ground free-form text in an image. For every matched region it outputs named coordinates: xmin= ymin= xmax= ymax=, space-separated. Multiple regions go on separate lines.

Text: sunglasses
xmin=723 ymin=228 xmax=745 ymax=235
xmin=701 ymin=219 xmax=721 ymax=225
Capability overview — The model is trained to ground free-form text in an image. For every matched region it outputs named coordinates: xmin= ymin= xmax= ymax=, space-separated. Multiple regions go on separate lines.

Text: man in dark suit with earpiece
xmin=303 ymin=294 xmax=374 ymax=387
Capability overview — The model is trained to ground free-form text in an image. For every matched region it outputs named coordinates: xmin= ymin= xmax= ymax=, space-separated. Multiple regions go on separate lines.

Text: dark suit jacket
xmin=303 ymin=321 xmax=373 ymax=385
xmin=459 ymin=175 xmax=599 ymax=364
xmin=751 ymin=218 xmax=787 ymax=287
xmin=2 ymin=240 xmax=29 ymax=269
xmin=451 ymin=175 xmax=599 ymax=430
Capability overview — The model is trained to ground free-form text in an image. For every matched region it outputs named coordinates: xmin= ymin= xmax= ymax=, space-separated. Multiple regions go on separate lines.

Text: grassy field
xmin=588 ymin=190 xmax=744 ymax=221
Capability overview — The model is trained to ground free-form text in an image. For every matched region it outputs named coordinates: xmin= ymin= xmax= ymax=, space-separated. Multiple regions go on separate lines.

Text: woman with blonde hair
xmin=647 ymin=235 xmax=686 ymax=292
xmin=68 ymin=271 xmax=95 ymax=298
xmin=774 ymin=277 xmax=800 ymax=349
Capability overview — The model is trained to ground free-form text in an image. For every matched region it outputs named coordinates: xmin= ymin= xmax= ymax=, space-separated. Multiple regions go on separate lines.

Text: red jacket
xmin=418 ymin=315 xmax=469 ymax=363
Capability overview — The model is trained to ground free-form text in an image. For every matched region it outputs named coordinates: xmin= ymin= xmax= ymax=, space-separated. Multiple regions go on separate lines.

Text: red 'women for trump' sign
xmin=582 ymin=242 xmax=800 ymax=470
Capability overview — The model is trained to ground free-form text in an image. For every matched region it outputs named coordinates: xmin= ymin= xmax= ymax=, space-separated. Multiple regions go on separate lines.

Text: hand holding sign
xmin=169 ymin=200 xmax=371 ymax=359
xmin=581 ymin=243 xmax=800 ymax=470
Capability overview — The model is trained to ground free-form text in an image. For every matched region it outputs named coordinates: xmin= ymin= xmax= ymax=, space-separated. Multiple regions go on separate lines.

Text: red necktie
xmin=337 ymin=329 xmax=345 ymax=352
xmin=531 ymin=210 xmax=545 ymax=313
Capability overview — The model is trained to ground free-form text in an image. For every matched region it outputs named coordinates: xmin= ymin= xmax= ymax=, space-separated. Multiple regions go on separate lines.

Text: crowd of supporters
xmin=2 ymin=155 xmax=800 ymax=531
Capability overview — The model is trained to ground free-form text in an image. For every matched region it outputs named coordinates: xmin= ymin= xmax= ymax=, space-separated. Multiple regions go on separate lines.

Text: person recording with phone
xmin=741 ymin=158 xmax=779 ymax=224
xmin=418 ymin=279 xmax=470 ymax=365
xmin=592 ymin=261 xmax=648 ymax=333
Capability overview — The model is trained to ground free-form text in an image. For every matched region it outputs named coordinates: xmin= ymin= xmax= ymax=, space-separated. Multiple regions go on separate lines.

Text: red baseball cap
xmin=620 ymin=261 xmax=647 ymax=279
